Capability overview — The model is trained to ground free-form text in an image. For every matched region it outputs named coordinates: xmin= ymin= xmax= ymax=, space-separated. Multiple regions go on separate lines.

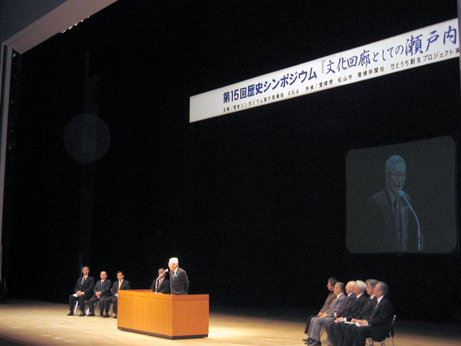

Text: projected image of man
xmin=364 ymin=155 xmax=420 ymax=252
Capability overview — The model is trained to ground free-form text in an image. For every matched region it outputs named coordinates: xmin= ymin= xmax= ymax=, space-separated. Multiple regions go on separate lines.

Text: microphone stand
xmin=399 ymin=191 xmax=423 ymax=251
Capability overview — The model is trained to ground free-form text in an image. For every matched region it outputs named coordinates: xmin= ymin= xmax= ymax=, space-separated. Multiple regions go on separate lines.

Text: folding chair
xmin=86 ymin=301 xmax=100 ymax=315
xmin=73 ymin=299 xmax=90 ymax=315
xmin=367 ymin=315 xmax=396 ymax=346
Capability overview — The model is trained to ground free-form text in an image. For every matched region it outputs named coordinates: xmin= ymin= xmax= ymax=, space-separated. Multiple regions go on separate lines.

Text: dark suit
xmin=353 ymin=297 xmax=394 ymax=346
xmin=104 ymin=279 xmax=131 ymax=314
xmin=336 ymin=293 xmax=357 ymax=317
xmin=338 ymin=297 xmax=378 ymax=346
xmin=169 ymin=267 xmax=189 ymax=295
xmin=344 ymin=293 xmax=368 ymax=320
xmin=151 ymin=277 xmax=170 ymax=294
xmin=364 ymin=188 xmax=417 ymax=252
xmin=68 ymin=275 xmax=95 ymax=313
xmin=88 ymin=279 xmax=112 ymax=315
xmin=328 ymin=293 xmax=368 ymax=346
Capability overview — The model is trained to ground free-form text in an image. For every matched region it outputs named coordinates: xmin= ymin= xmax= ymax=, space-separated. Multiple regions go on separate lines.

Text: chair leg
xmin=86 ymin=301 xmax=99 ymax=315
xmin=73 ymin=301 xmax=79 ymax=315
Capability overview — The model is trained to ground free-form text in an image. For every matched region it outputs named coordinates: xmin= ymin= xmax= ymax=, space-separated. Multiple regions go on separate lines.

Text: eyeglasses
xmin=389 ymin=172 xmax=406 ymax=179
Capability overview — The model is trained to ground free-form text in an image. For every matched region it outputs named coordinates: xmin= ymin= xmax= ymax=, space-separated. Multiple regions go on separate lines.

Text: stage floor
xmin=1 ymin=300 xmax=461 ymax=345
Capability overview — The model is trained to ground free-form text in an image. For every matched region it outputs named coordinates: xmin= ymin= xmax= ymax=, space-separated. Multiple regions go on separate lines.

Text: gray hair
xmin=169 ymin=257 xmax=179 ymax=265
xmin=335 ymin=282 xmax=345 ymax=293
xmin=376 ymin=281 xmax=389 ymax=296
xmin=356 ymin=280 xmax=367 ymax=292
xmin=366 ymin=279 xmax=378 ymax=288
xmin=385 ymin=155 xmax=405 ymax=175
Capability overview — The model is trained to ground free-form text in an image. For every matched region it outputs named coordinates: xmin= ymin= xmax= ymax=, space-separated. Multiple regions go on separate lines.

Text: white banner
xmin=190 ymin=19 xmax=459 ymax=123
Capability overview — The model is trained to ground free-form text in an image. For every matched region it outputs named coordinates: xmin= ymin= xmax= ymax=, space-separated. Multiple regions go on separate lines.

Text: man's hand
xmin=96 ymin=292 xmax=101 ymax=299
xmin=76 ymin=291 xmax=84 ymax=297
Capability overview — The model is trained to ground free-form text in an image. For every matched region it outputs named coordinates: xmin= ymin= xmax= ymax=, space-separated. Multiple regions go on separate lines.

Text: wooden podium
xmin=117 ymin=290 xmax=209 ymax=339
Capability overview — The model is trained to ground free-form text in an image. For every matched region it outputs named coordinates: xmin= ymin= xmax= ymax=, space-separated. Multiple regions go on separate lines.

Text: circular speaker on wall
xmin=63 ymin=113 xmax=110 ymax=164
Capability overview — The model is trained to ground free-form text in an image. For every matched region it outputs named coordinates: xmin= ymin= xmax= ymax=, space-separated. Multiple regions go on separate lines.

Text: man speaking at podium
xmin=168 ymin=257 xmax=189 ymax=295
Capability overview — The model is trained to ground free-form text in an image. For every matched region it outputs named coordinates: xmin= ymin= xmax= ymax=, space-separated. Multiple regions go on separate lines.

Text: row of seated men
xmin=303 ymin=277 xmax=394 ymax=346
xmin=68 ymin=258 xmax=189 ymax=318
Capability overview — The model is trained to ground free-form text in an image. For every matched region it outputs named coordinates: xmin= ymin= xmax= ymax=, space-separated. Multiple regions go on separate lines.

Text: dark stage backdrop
xmin=3 ymin=0 xmax=461 ymax=323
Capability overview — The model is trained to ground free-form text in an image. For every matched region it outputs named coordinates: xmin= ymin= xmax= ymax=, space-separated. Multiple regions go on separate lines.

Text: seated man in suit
xmin=351 ymin=282 xmax=394 ymax=346
xmin=328 ymin=280 xmax=368 ymax=346
xmin=151 ymin=267 xmax=170 ymax=294
xmin=324 ymin=281 xmax=357 ymax=345
xmin=68 ymin=266 xmax=95 ymax=316
xmin=303 ymin=277 xmax=337 ymax=341
xmin=87 ymin=270 xmax=112 ymax=316
xmin=103 ymin=271 xmax=131 ymax=318
xmin=168 ymin=257 xmax=189 ymax=295
xmin=334 ymin=279 xmax=378 ymax=346
xmin=305 ymin=282 xmax=347 ymax=346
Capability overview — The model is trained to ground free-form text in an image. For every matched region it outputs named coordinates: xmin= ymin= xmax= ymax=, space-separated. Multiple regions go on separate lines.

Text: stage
xmin=1 ymin=300 xmax=461 ymax=345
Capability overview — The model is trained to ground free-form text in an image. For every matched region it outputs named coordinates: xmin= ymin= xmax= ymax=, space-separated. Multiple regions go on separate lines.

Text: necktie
xmin=118 ymin=281 xmax=122 ymax=291
xmin=156 ymin=279 xmax=160 ymax=292
xmin=370 ymin=300 xmax=380 ymax=320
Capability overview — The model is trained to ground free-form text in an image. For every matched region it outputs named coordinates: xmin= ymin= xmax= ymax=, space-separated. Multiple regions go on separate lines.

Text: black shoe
xmin=303 ymin=338 xmax=309 ymax=342
xmin=88 ymin=312 xmax=95 ymax=316
xmin=113 ymin=314 xmax=117 ymax=319
xmin=103 ymin=314 xmax=110 ymax=318
xmin=67 ymin=312 xmax=74 ymax=316
xmin=79 ymin=312 xmax=85 ymax=316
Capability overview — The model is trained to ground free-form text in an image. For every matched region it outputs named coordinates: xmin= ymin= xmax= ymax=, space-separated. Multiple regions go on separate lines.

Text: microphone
xmin=399 ymin=190 xmax=423 ymax=251
xmin=156 ymin=269 xmax=168 ymax=280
